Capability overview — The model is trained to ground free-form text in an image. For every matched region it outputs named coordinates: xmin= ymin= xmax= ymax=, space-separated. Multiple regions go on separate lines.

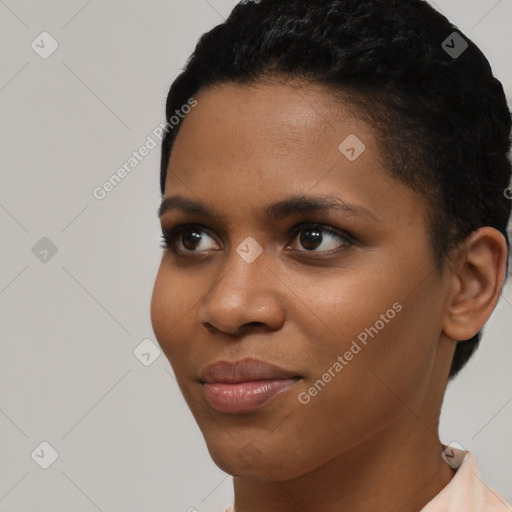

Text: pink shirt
xmin=223 ymin=450 xmax=511 ymax=512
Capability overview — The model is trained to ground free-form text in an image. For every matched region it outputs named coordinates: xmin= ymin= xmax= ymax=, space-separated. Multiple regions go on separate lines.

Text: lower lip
xmin=202 ymin=378 xmax=300 ymax=414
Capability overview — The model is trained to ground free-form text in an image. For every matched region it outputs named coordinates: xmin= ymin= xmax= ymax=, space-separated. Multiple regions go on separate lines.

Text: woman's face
xmin=150 ymin=80 xmax=455 ymax=480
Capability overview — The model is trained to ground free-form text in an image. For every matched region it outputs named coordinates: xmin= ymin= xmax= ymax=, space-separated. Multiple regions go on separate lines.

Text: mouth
xmin=201 ymin=378 xmax=302 ymax=414
xmin=198 ymin=358 xmax=303 ymax=414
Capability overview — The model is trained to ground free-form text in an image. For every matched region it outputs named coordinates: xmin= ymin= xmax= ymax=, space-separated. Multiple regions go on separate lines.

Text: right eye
xmin=160 ymin=224 xmax=219 ymax=254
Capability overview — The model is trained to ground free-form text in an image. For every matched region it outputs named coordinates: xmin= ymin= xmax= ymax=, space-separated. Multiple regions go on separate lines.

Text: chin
xmin=206 ymin=439 xmax=310 ymax=481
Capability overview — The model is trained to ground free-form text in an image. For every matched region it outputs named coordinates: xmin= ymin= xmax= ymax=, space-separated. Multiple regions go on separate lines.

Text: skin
xmin=150 ymin=79 xmax=508 ymax=512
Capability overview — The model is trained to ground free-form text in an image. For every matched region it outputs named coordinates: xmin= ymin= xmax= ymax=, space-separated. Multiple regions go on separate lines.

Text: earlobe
xmin=442 ymin=227 xmax=508 ymax=342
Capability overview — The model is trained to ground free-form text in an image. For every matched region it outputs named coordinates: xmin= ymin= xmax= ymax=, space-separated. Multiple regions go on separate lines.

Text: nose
xmin=197 ymin=247 xmax=286 ymax=337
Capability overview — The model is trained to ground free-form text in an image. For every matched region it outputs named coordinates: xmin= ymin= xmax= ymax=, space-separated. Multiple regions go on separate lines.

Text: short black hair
xmin=160 ymin=0 xmax=511 ymax=380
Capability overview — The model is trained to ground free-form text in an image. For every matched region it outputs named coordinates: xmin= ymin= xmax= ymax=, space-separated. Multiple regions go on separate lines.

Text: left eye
xmin=287 ymin=222 xmax=353 ymax=253
xmin=160 ymin=222 xmax=353 ymax=255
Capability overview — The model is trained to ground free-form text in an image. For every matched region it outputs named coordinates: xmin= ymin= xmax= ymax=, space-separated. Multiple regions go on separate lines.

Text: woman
xmin=151 ymin=0 xmax=512 ymax=510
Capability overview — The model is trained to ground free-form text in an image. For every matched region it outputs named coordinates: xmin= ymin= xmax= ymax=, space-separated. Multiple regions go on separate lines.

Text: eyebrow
xmin=157 ymin=194 xmax=378 ymax=221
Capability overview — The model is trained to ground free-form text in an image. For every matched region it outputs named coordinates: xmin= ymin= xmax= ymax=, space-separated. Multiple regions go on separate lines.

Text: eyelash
xmin=159 ymin=222 xmax=354 ymax=256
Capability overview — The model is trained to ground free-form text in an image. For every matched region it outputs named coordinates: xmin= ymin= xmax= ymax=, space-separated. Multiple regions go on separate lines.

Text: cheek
xmin=263 ymin=302 xmax=436 ymax=475
xmin=375 ymin=288 xmax=443 ymax=393
xmin=150 ymin=264 xmax=194 ymax=367
xmin=284 ymin=266 xmax=402 ymax=361
xmin=290 ymin=264 xmax=439 ymax=415
xmin=150 ymin=265 xmax=170 ymax=343
xmin=316 ymin=275 xmax=442 ymax=421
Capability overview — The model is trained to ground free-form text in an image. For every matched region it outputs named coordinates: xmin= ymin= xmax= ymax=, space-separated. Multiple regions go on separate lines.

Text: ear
xmin=442 ymin=227 xmax=508 ymax=341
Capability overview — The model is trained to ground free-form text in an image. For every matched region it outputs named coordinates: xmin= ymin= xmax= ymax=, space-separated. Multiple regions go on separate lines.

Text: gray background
xmin=0 ymin=1 xmax=510 ymax=510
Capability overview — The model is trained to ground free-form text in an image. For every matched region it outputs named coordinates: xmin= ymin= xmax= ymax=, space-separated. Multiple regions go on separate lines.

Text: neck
xmin=231 ymin=413 xmax=456 ymax=512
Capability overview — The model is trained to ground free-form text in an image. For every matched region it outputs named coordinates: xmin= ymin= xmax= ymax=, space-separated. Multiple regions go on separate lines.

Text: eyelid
xmin=288 ymin=221 xmax=354 ymax=244
xmin=160 ymin=223 xmax=219 ymax=254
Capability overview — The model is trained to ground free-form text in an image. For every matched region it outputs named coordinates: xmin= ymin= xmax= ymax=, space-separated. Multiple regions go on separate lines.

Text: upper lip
xmin=199 ymin=357 xmax=301 ymax=384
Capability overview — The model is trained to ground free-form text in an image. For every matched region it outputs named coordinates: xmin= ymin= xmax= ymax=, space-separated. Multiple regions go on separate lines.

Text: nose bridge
xmin=211 ymin=235 xmax=267 ymax=309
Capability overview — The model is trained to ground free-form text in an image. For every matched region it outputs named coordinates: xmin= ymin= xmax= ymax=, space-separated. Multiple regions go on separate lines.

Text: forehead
xmin=165 ymin=80 xmax=427 ymax=229
xmin=176 ymin=79 xmax=363 ymax=152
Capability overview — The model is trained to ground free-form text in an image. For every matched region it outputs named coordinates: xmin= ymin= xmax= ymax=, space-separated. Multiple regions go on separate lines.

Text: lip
xmin=199 ymin=357 xmax=301 ymax=383
xmin=199 ymin=358 xmax=302 ymax=414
